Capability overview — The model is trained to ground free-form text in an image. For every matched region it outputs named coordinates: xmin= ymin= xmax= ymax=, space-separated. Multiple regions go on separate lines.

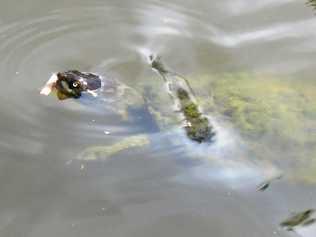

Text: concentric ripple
xmin=0 ymin=0 xmax=229 ymax=160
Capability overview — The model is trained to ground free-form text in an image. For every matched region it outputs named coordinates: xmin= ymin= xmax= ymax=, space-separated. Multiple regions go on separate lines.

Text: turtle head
xmin=40 ymin=70 xmax=102 ymax=100
xmin=55 ymin=71 xmax=86 ymax=100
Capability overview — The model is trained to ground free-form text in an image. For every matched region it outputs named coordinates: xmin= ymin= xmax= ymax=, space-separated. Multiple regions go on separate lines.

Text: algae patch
xmin=306 ymin=0 xmax=316 ymax=11
xmin=177 ymin=88 xmax=215 ymax=143
xmin=207 ymin=74 xmax=316 ymax=145
xmin=191 ymin=73 xmax=316 ymax=183
xmin=78 ymin=134 xmax=150 ymax=161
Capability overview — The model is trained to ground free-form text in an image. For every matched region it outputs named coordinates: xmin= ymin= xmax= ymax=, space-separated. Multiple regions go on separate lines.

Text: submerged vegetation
xmin=177 ymin=88 xmax=215 ymax=143
xmin=208 ymin=74 xmax=316 ymax=144
xmin=191 ymin=73 xmax=316 ymax=183
xmin=307 ymin=0 xmax=316 ymax=11
xmin=280 ymin=209 xmax=315 ymax=231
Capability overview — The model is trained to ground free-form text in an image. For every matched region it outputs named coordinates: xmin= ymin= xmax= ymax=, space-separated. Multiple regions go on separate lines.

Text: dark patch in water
xmin=149 ymin=55 xmax=169 ymax=74
xmin=127 ymin=105 xmax=160 ymax=133
xmin=177 ymin=88 xmax=215 ymax=143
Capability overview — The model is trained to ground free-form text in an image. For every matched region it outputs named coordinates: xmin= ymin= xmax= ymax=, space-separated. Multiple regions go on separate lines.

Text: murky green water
xmin=0 ymin=0 xmax=316 ymax=236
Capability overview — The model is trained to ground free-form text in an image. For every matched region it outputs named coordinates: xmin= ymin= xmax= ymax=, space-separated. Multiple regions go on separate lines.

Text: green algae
xmin=306 ymin=0 xmax=316 ymax=11
xmin=202 ymin=74 xmax=316 ymax=144
xmin=177 ymin=88 xmax=215 ymax=143
xmin=190 ymin=73 xmax=316 ymax=183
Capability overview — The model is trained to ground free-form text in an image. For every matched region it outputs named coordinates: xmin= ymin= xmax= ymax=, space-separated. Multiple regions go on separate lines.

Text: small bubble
xmin=104 ymin=131 xmax=111 ymax=135
xmin=80 ymin=164 xmax=85 ymax=170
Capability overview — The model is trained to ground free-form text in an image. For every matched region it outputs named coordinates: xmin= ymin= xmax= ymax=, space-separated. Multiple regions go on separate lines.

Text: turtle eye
xmin=73 ymin=81 xmax=79 ymax=88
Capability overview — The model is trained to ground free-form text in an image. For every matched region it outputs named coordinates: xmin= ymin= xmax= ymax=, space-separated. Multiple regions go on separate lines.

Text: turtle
xmin=40 ymin=70 xmax=102 ymax=100
xmin=39 ymin=57 xmax=281 ymax=196
xmin=40 ymin=55 xmax=218 ymax=162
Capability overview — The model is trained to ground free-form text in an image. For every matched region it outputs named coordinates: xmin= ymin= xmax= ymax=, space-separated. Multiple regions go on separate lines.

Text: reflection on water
xmin=0 ymin=0 xmax=316 ymax=236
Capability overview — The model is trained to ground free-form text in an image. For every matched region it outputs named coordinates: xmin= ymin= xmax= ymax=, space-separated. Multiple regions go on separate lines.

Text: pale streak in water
xmin=211 ymin=18 xmax=316 ymax=48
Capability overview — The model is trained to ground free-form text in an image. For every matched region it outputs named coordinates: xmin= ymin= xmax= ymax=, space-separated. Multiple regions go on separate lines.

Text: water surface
xmin=0 ymin=0 xmax=316 ymax=236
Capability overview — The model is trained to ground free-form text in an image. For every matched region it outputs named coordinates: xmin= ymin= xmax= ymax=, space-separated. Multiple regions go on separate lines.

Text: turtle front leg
xmin=77 ymin=134 xmax=150 ymax=161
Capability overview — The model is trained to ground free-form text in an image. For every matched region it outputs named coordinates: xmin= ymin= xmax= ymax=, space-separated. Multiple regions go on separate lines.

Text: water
xmin=0 ymin=0 xmax=316 ymax=236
